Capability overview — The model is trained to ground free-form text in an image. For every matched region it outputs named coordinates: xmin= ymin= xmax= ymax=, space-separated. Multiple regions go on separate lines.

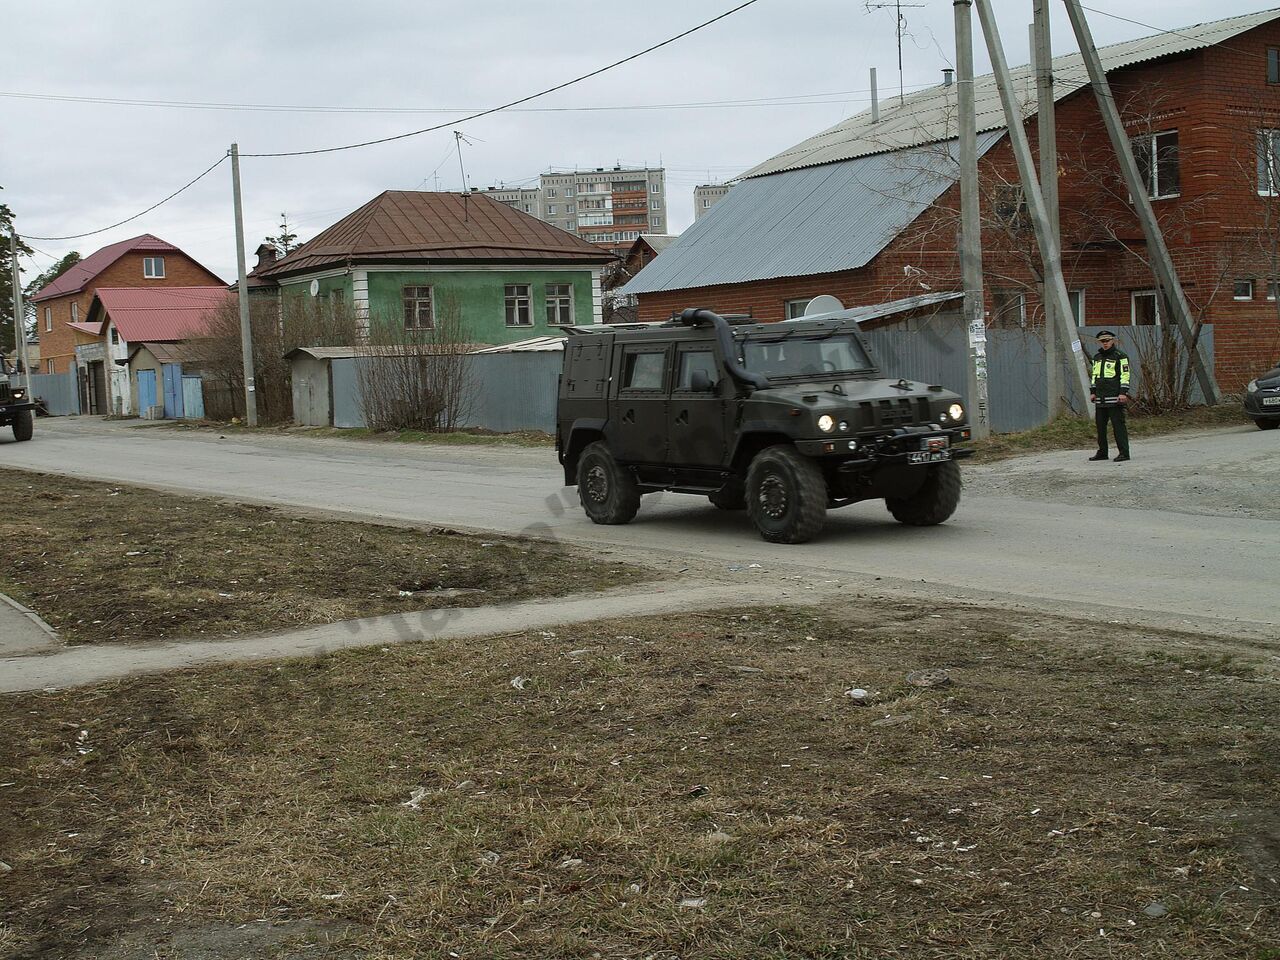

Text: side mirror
xmin=689 ymin=369 xmax=716 ymax=392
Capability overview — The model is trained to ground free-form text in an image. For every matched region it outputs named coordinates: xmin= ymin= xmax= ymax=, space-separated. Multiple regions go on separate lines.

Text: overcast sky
xmin=1 ymin=0 xmax=1267 ymax=284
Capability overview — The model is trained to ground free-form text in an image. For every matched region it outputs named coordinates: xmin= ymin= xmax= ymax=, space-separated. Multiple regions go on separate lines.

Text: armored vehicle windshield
xmin=740 ymin=333 xmax=874 ymax=380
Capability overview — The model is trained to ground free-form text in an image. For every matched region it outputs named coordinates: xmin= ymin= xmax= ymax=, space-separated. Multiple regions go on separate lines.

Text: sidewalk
xmin=0 ymin=593 xmax=60 ymax=657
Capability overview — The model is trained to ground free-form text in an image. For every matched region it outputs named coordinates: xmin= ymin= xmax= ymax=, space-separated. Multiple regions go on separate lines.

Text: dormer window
xmin=143 ymin=256 xmax=165 ymax=278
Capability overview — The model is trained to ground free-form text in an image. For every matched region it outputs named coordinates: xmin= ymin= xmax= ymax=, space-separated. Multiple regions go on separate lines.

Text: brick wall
xmin=32 ymin=252 xmax=224 ymax=375
xmin=637 ymin=21 xmax=1280 ymax=392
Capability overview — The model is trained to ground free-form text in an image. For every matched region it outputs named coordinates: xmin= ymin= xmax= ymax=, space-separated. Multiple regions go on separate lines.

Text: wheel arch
xmin=562 ymin=420 xmax=607 ymax=484
xmin=730 ymin=431 xmax=794 ymax=474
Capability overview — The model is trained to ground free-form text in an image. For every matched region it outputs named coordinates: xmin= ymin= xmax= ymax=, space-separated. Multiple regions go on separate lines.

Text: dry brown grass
xmin=1 ymin=602 xmax=1277 ymax=958
xmin=0 ymin=468 xmax=640 ymax=645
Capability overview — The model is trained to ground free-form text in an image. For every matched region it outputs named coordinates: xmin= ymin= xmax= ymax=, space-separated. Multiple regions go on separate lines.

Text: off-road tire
xmin=12 ymin=410 xmax=33 ymax=442
xmin=745 ymin=446 xmax=827 ymax=544
xmin=1256 ymin=418 xmax=1279 ymax=431
xmin=577 ymin=441 xmax=641 ymax=525
xmin=886 ymin=460 xmax=961 ymax=526
xmin=708 ymin=479 xmax=746 ymax=511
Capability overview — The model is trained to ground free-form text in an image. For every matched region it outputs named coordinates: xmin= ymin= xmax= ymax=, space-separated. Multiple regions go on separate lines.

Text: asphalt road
xmin=4 ymin=418 xmax=1278 ymax=639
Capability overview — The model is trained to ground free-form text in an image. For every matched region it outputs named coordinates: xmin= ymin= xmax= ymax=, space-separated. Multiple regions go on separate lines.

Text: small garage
xmin=285 ymin=346 xmax=350 ymax=427
xmin=127 ymin=342 xmax=207 ymax=419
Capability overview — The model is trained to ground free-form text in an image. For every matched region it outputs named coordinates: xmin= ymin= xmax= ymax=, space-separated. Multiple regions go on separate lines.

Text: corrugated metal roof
xmin=256 ymin=191 xmax=613 ymax=281
xmin=285 ymin=343 xmax=493 ymax=361
xmin=471 ymin=336 xmax=565 ymax=353
xmin=66 ymin=320 xmax=104 ymax=336
xmin=621 ymin=133 xmax=1000 ymax=296
xmin=745 ymin=8 xmax=1280 ymax=178
xmin=639 ymin=234 xmax=678 ymax=253
xmin=30 ymin=234 xmax=182 ymax=301
xmin=92 ymin=287 xmax=230 ymax=343
xmin=794 ymin=291 xmax=964 ymax=324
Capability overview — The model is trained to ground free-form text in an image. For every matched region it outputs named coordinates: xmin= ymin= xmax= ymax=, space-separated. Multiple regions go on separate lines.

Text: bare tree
xmin=354 ymin=292 xmax=476 ymax=432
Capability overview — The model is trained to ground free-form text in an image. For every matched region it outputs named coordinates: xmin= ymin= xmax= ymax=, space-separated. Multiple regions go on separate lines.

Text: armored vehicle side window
xmin=622 ymin=350 xmax=665 ymax=391
xmin=676 ymin=350 xmax=717 ymax=390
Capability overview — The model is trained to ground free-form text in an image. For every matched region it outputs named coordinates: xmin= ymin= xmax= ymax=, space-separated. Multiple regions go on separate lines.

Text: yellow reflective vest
xmin=1090 ymin=348 xmax=1131 ymax=399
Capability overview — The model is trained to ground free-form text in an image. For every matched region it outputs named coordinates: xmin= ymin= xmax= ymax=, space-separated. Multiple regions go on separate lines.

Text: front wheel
xmin=12 ymin=410 xmax=33 ymax=442
xmin=886 ymin=460 xmax=961 ymax=526
xmin=1256 ymin=418 xmax=1279 ymax=431
xmin=745 ymin=446 xmax=827 ymax=544
xmin=576 ymin=441 xmax=641 ymax=525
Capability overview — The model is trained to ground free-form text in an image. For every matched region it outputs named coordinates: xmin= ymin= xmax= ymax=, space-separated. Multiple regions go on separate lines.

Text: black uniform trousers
xmin=1095 ymin=403 xmax=1129 ymax=457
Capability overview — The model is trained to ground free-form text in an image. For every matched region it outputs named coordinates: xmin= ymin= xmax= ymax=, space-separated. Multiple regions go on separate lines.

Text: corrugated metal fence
xmin=8 ymin=373 xmax=81 ymax=416
xmin=326 ymin=326 xmax=1214 ymax=435
xmin=330 ymin=353 xmax=563 ymax=432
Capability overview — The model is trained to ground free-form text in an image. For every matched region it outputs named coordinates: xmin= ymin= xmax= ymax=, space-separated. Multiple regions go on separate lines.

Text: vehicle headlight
xmin=947 ymin=403 xmax=965 ymax=421
xmin=11 ymin=389 xmax=24 ymax=399
xmin=817 ymin=414 xmax=835 ymax=433
xmin=1247 ymin=379 xmax=1259 ymax=394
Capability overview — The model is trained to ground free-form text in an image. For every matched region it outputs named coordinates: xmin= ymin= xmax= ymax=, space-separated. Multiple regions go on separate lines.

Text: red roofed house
xmin=27 ymin=234 xmax=224 ymax=387
xmin=79 ymin=286 xmax=230 ymax=416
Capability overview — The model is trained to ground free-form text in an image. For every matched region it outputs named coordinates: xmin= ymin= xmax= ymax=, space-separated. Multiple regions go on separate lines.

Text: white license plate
xmin=908 ymin=450 xmax=952 ymax=464
xmin=1263 ymin=396 xmax=1280 ymax=406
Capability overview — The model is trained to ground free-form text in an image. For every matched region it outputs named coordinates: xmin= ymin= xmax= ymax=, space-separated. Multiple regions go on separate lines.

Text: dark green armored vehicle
xmin=0 ymin=360 xmax=36 ymax=442
xmin=557 ymin=306 xmax=973 ymax=544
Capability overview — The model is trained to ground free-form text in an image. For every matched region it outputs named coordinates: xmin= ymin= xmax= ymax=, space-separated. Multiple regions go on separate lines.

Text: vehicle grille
xmin=861 ymin=398 xmax=918 ymax=428
xmin=0 ymin=382 xmax=11 ymax=404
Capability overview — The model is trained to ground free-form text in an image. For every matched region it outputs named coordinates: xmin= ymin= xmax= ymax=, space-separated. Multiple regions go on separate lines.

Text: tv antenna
xmin=454 ymin=130 xmax=475 ymax=219
xmin=865 ymin=0 xmax=925 ymax=105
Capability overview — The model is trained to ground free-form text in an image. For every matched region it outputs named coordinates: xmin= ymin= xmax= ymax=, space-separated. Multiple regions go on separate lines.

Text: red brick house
xmin=624 ymin=9 xmax=1280 ymax=391
xmin=28 ymin=235 xmax=223 ymax=376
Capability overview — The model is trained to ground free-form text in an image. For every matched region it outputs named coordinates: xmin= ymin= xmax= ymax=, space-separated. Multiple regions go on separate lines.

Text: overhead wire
xmin=240 ymin=0 xmax=764 ymax=157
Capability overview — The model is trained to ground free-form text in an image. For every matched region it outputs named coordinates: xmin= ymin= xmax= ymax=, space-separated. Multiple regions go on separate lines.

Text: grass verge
xmin=968 ymin=402 xmax=1251 ymax=462
xmin=1 ymin=601 xmax=1276 ymax=958
xmin=0 ymin=468 xmax=641 ymax=645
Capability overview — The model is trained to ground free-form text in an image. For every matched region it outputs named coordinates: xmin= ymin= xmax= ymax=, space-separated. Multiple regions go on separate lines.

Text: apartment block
xmin=694 ymin=183 xmax=731 ymax=220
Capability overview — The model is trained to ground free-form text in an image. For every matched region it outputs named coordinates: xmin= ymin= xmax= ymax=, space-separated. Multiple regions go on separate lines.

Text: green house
xmin=249 ymin=190 xmax=614 ymax=344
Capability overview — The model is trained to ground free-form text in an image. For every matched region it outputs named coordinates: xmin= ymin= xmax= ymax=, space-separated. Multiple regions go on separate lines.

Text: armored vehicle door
xmin=667 ymin=342 xmax=728 ymax=467
xmin=608 ymin=342 xmax=670 ymax=464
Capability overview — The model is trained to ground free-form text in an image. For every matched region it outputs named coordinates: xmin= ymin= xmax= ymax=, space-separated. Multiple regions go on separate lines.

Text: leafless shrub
xmin=200 ymin=295 xmax=361 ymax=423
xmin=355 ymin=293 xmax=476 ymax=432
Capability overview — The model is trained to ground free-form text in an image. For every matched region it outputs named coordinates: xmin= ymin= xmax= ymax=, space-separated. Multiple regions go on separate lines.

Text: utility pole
xmin=229 ymin=143 xmax=258 ymax=426
xmin=8 ymin=230 xmax=33 ymax=396
xmin=954 ymin=0 xmax=990 ymax=439
xmin=974 ymin=0 xmax=1092 ymax=407
xmin=1060 ymin=0 xmax=1219 ymax=405
xmin=1033 ymin=0 xmax=1064 ymax=418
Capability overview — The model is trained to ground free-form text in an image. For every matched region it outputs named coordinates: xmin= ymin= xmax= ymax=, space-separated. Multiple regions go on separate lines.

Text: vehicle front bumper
xmin=795 ymin=425 xmax=974 ymax=465
xmin=0 ymin=400 xmax=37 ymax=422
xmin=1244 ymin=391 xmax=1280 ymax=419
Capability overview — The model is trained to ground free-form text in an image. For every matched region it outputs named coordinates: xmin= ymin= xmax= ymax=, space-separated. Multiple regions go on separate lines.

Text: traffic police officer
xmin=1088 ymin=330 xmax=1132 ymax=462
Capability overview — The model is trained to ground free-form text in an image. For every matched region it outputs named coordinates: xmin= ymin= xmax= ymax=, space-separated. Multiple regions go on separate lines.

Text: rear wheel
xmin=12 ymin=410 xmax=33 ymax=442
xmin=745 ymin=446 xmax=827 ymax=544
xmin=1256 ymin=418 xmax=1279 ymax=431
xmin=886 ymin=460 xmax=961 ymax=526
xmin=576 ymin=441 xmax=640 ymax=525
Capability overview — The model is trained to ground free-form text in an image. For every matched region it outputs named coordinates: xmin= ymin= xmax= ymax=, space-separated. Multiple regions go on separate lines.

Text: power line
xmin=1076 ymin=5 xmax=1273 ymax=66
xmin=20 ymin=154 xmax=228 ymax=242
xmin=0 ymin=83 xmax=931 ymax=116
xmin=241 ymin=0 xmax=763 ymax=158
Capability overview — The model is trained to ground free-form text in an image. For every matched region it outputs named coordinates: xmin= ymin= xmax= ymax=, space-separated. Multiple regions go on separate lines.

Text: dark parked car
xmin=1244 ymin=361 xmax=1280 ymax=430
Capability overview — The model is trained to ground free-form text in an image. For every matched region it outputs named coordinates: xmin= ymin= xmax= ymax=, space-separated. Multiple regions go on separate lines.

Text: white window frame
xmin=991 ymin=289 xmax=1027 ymax=328
xmin=44 ymin=306 xmax=51 ymax=331
xmin=504 ymin=284 xmax=532 ymax=327
xmin=784 ymin=298 xmax=812 ymax=319
xmin=547 ymin=188 xmax=557 ymax=198
xmin=402 ymin=285 xmax=435 ymax=330
xmin=1268 ymin=280 xmax=1278 ymax=301
xmin=1131 ymin=289 xmax=1162 ymax=326
xmin=46 ymin=359 xmax=55 ymax=374
xmin=1132 ymin=130 xmax=1180 ymax=200
xmin=545 ymin=283 xmax=575 ymax=327
xmin=1258 ymin=129 xmax=1280 ymax=196
xmin=143 ymin=256 xmax=166 ymax=278
xmin=1068 ymin=289 xmax=1086 ymax=326
xmin=650 ymin=217 xmax=661 ymax=227
xmin=547 ymin=204 xmax=557 ymax=216
xmin=650 ymin=182 xmax=661 ymax=193
xmin=1233 ymin=279 xmax=1255 ymax=301
xmin=70 ymin=301 xmax=79 ymax=322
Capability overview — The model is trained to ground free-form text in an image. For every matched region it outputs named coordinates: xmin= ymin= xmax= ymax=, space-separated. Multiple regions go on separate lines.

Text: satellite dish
xmin=804 ymin=295 xmax=845 ymax=316
xmin=309 ymin=279 xmax=320 ymax=297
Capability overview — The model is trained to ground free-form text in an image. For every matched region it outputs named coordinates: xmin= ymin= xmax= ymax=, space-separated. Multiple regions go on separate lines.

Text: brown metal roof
xmin=256 ymin=191 xmax=612 ymax=281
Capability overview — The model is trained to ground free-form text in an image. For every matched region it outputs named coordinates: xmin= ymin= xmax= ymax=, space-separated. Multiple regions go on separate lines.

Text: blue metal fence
xmin=8 ymin=372 xmax=81 ymax=416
